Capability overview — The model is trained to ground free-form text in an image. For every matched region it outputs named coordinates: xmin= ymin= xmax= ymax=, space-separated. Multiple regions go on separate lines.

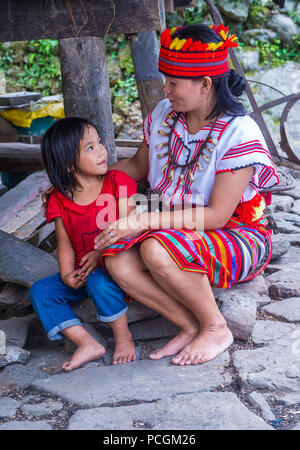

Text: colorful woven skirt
xmin=101 ymin=219 xmax=272 ymax=289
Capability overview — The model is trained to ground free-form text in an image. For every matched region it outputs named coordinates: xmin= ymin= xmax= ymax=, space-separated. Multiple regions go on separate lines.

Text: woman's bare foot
xmin=171 ymin=325 xmax=233 ymax=366
xmin=62 ymin=340 xmax=105 ymax=372
xmin=113 ymin=336 xmax=136 ymax=365
xmin=149 ymin=327 xmax=199 ymax=360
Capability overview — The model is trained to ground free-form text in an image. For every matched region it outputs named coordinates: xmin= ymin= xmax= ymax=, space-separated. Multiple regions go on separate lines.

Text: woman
xmin=93 ymin=23 xmax=279 ymax=366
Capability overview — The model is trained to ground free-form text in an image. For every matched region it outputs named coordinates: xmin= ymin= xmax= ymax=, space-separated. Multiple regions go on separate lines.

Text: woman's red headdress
xmin=158 ymin=24 xmax=239 ymax=79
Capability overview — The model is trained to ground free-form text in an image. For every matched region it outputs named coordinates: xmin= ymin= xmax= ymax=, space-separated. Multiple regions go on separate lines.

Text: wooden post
xmin=129 ymin=31 xmax=165 ymax=118
xmin=59 ymin=37 xmax=117 ymax=164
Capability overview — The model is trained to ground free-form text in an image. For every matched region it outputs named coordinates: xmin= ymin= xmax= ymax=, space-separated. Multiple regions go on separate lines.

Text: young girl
xmin=30 ymin=117 xmax=137 ymax=371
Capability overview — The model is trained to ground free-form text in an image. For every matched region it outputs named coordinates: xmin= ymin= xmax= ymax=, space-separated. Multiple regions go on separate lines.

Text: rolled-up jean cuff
xmin=97 ymin=306 xmax=128 ymax=323
xmin=47 ymin=318 xmax=82 ymax=341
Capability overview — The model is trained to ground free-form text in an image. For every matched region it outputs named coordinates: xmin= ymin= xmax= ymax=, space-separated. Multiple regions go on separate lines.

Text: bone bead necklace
xmin=156 ymin=113 xmax=218 ymax=185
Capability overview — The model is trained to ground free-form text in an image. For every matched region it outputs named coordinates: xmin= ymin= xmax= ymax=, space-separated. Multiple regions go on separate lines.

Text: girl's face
xmin=77 ymin=125 xmax=108 ymax=177
xmin=163 ymin=76 xmax=209 ymax=113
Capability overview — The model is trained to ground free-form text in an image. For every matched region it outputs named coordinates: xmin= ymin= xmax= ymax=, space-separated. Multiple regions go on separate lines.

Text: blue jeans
xmin=30 ymin=268 xmax=127 ymax=341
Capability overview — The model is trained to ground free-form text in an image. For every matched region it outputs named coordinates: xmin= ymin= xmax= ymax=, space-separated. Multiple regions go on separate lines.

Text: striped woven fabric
xmin=100 ymin=219 xmax=272 ymax=289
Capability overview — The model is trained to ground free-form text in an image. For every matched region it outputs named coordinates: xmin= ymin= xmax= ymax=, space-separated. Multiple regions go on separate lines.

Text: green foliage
xmin=0 ymin=39 xmax=61 ymax=95
xmin=256 ymin=37 xmax=300 ymax=66
xmin=105 ymin=35 xmax=138 ymax=106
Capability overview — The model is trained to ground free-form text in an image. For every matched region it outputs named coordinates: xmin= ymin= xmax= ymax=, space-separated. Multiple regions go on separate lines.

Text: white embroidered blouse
xmin=143 ymin=99 xmax=279 ymax=209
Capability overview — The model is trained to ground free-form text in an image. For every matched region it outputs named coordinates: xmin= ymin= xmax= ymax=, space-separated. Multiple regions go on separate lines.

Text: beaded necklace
xmin=156 ymin=113 xmax=218 ymax=185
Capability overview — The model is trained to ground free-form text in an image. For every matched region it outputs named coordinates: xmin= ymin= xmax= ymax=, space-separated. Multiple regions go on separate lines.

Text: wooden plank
xmin=0 ymin=170 xmax=50 ymax=228
xmin=0 ymin=142 xmax=139 ymax=172
xmin=0 ymin=0 xmax=165 ymax=42
xmin=59 ymin=36 xmax=117 ymax=164
xmin=129 ymin=31 xmax=165 ymax=118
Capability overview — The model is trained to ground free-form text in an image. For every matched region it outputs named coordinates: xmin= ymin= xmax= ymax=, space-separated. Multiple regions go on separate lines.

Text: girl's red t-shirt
xmin=46 ymin=170 xmax=137 ymax=268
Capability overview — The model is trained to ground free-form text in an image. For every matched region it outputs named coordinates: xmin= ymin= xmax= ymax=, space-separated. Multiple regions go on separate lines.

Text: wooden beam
xmin=0 ymin=0 xmax=165 ymax=42
xmin=0 ymin=141 xmax=139 ymax=172
xmin=59 ymin=36 xmax=116 ymax=164
xmin=129 ymin=31 xmax=165 ymax=118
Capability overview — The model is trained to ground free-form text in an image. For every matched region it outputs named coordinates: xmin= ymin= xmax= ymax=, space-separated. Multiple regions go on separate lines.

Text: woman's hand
xmin=77 ymin=250 xmax=102 ymax=281
xmin=62 ymin=270 xmax=86 ymax=290
xmin=41 ymin=185 xmax=54 ymax=217
xmin=94 ymin=214 xmax=147 ymax=250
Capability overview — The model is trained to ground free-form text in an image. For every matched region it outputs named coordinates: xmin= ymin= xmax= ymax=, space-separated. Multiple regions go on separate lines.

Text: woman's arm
xmin=108 ymin=141 xmax=149 ymax=183
xmin=141 ymin=166 xmax=255 ymax=231
xmin=95 ymin=167 xmax=254 ymax=250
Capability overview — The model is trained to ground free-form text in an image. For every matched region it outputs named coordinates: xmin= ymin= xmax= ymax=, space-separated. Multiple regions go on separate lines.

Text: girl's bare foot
xmin=113 ymin=337 xmax=136 ymax=365
xmin=62 ymin=341 xmax=105 ymax=372
xmin=171 ymin=325 xmax=233 ymax=366
xmin=149 ymin=327 xmax=199 ymax=360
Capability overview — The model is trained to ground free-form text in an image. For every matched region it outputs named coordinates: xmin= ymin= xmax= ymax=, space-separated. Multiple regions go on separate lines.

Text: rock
xmin=20 ymin=401 xmax=63 ymax=417
xmin=266 ymin=263 xmax=300 ymax=298
xmin=268 ymin=195 xmax=294 ymax=214
xmin=241 ymin=28 xmax=277 ymax=46
xmin=270 ymin=234 xmax=291 ymax=261
xmin=0 ymin=231 xmax=58 ymax=288
xmin=218 ymin=0 xmax=251 ymax=22
xmin=0 ymin=397 xmax=21 ymax=418
xmin=128 ymin=316 xmax=180 ymax=340
xmin=0 ymin=184 xmax=8 ymax=197
xmin=277 ymin=392 xmax=300 ymax=406
xmin=0 ymin=329 xmax=5 ymax=355
xmin=252 ymin=320 xmax=298 ymax=346
xmin=127 ymin=301 xmax=159 ymax=323
xmin=235 ymin=274 xmax=269 ymax=297
xmin=262 ymin=297 xmax=300 ymax=322
xmin=31 ymin=353 xmax=232 ymax=407
xmin=217 ymin=290 xmax=257 ymax=341
xmin=113 ymin=95 xmax=129 ymax=117
xmin=236 ymin=47 xmax=260 ymax=72
xmin=248 ymin=392 xmax=276 ymax=422
xmin=0 ymin=345 xmax=68 ymax=392
xmin=0 ymin=283 xmax=31 ymax=311
xmin=232 ymin=343 xmax=300 ymax=392
xmin=291 ymin=199 xmax=300 ymax=215
xmin=0 ymin=420 xmax=52 ymax=430
xmin=67 ymin=392 xmax=272 ymax=430
xmin=0 ymin=344 xmax=30 ymax=368
xmin=0 ymin=316 xmax=31 ymax=347
xmin=267 ymin=13 xmax=299 ymax=44
xmin=272 ymin=212 xmax=300 ymax=234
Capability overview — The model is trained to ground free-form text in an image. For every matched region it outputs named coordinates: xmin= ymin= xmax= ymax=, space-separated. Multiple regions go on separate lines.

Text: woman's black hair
xmin=172 ymin=24 xmax=246 ymax=119
xmin=41 ymin=117 xmax=99 ymax=198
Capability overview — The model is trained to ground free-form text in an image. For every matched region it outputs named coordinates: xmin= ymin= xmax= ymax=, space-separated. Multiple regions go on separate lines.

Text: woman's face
xmin=163 ymin=76 xmax=206 ymax=112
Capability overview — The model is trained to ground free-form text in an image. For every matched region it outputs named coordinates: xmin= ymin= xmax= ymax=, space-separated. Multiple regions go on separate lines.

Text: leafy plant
xmin=256 ymin=37 xmax=300 ymax=66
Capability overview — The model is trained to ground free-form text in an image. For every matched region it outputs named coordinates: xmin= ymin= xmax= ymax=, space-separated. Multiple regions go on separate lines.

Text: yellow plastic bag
xmin=0 ymin=94 xmax=64 ymax=128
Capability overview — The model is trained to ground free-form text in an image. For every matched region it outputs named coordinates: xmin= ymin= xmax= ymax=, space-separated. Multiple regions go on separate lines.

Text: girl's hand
xmin=77 ymin=250 xmax=102 ymax=281
xmin=62 ymin=270 xmax=86 ymax=290
xmin=94 ymin=214 xmax=146 ymax=250
xmin=41 ymin=185 xmax=54 ymax=217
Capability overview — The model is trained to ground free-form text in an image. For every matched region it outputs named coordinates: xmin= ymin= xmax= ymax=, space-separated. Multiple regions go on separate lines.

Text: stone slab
xmin=0 ymin=344 xmax=30 ymax=368
xmin=0 ymin=397 xmax=21 ymax=419
xmin=265 ymin=263 xmax=300 ymax=299
xmin=0 ymin=420 xmax=52 ymax=430
xmin=232 ymin=343 xmax=300 ymax=393
xmin=0 ymin=230 xmax=58 ymax=288
xmin=0 ymin=316 xmax=31 ymax=347
xmin=31 ymin=353 xmax=232 ymax=407
xmin=252 ymin=320 xmax=298 ymax=346
xmin=262 ymin=297 xmax=300 ymax=322
xmin=67 ymin=392 xmax=272 ymax=430
xmin=20 ymin=401 xmax=63 ymax=417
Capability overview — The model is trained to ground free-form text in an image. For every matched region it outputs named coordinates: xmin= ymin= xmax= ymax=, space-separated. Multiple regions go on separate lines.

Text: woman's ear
xmin=201 ymin=76 xmax=213 ymax=94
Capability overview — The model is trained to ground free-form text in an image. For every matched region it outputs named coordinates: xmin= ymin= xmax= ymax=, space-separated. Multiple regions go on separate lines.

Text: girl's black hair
xmin=41 ymin=117 xmax=99 ymax=198
xmin=172 ymin=24 xmax=246 ymax=119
